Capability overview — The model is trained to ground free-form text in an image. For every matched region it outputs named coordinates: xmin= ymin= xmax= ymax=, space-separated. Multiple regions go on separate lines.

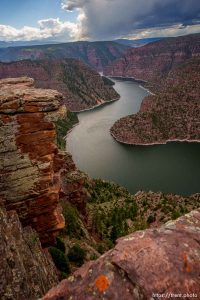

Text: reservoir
xmin=67 ymin=79 xmax=200 ymax=196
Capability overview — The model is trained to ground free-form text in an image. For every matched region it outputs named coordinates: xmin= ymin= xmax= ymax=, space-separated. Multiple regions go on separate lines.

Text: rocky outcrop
xmin=0 ymin=59 xmax=119 ymax=111
xmin=110 ymin=59 xmax=200 ymax=145
xmin=0 ymin=206 xmax=58 ymax=300
xmin=104 ymin=33 xmax=200 ymax=81
xmin=60 ymin=152 xmax=88 ymax=217
xmin=0 ymin=41 xmax=129 ymax=71
xmin=42 ymin=209 xmax=200 ymax=299
xmin=0 ymin=77 xmax=66 ymax=245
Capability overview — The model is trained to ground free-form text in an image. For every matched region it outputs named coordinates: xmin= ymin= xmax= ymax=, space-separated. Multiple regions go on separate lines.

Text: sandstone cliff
xmin=104 ymin=33 xmax=200 ymax=81
xmin=0 ymin=77 xmax=66 ymax=245
xmin=0 ymin=41 xmax=129 ymax=71
xmin=42 ymin=208 xmax=200 ymax=299
xmin=111 ymin=59 xmax=200 ymax=145
xmin=0 ymin=59 xmax=119 ymax=111
xmin=0 ymin=206 xmax=58 ymax=300
xmin=106 ymin=33 xmax=200 ymax=145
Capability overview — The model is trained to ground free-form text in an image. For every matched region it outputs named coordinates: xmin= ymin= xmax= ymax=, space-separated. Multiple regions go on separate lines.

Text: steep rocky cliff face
xmin=0 ymin=77 xmax=66 ymax=245
xmin=0 ymin=59 xmax=119 ymax=111
xmin=104 ymin=33 xmax=200 ymax=80
xmin=111 ymin=59 xmax=200 ymax=145
xmin=0 ymin=41 xmax=129 ymax=71
xmin=106 ymin=33 xmax=200 ymax=145
xmin=43 ymin=208 xmax=200 ymax=299
xmin=0 ymin=206 xmax=58 ymax=300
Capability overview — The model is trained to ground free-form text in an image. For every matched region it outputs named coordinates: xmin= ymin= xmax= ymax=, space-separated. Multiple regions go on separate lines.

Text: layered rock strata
xmin=0 ymin=59 xmax=119 ymax=111
xmin=104 ymin=33 xmax=200 ymax=81
xmin=110 ymin=59 xmax=200 ymax=145
xmin=0 ymin=77 xmax=65 ymax=245
xmin=0 ymin=206 xmax=58 ymax=300
xmin=0 ymin=41 xmax=129 ymax=71
xmin=43 ymin=209 xmax=200 ymax=299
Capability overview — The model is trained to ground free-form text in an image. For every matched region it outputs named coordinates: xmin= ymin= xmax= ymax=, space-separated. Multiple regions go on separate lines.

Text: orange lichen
xmin=183 ymin=254 xmax=187 ymax=266
xmin=95 ymin=275 xmax=109 ymax=293
xmin=182 ymin=253 xmax=191 ymax=273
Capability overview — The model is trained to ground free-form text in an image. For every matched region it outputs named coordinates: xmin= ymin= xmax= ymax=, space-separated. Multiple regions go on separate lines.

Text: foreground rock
xmin=0 ymin=59 xmax=119 ymax=112
xmin=0 ymin=77 xmax=65 ymax=245
xmin=42 ymin=209 xmax=200 ymax=299
xmin=0 ymin=206 xmax=58 ymax=300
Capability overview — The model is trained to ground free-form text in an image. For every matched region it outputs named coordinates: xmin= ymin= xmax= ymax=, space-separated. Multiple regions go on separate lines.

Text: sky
xmin=0 ymin=0 xmax=200 ymax=42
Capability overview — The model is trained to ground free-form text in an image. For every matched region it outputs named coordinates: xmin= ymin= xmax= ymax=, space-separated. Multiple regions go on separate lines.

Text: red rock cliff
xmin=104 ymin=33 xmax=200 ymax=81
xmin=0 ymin=77 xmax=66 ymax=245
xmin=42 ymin=208 xmax=200 ymax=299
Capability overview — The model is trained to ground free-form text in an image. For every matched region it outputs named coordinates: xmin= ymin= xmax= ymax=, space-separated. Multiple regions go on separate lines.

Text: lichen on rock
xmin=0 ymin=77 xmax=66 ymax=245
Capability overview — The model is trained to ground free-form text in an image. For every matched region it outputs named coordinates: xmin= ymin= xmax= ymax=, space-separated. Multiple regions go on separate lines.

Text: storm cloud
xmin=62 ymin=0 xmax=200 ymax=39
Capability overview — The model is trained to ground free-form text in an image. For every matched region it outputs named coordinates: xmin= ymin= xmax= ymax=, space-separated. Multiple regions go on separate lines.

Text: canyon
xmin=104 ymin=33 xmax=200 ymax=145
xmin=104 ymin=33 xmax=200 ymax=81
xmin=110 ymin=59 xmax=200 ymax=145
xmin=0 ymin=32 xmax=200 ymax=300
xmin=0 ymin=59 xmax=119 ymax=111
xmin=0 ymin=41 xmax=129 ymax=71
xmin=0 ymin=76 xmax=200 ymax=299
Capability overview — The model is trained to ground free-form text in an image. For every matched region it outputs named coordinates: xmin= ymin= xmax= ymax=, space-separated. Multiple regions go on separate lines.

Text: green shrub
xmin=147 ymin=215 xmax=156 ymax=224
xmin=55 ymin=111 xmax=78 ymax=149
xmin=97 ymin=243 xmax=108 ymax=254
xmin=68 ymin=245 xmax=86 ymax=266
xmin=62 ymin=202 xmax=83 ymax=238
xmin=60 ymin=272 xmax=68 ymax=280
xmin=55 ymin=237 xmax=66 ymax=253
xmin=49 ymin=247 xmax=70 ymax=273
xmin=171 ymin=210 xmax=181 ymax=220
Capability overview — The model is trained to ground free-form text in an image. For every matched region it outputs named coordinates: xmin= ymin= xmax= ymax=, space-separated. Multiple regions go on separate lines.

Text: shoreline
xmin=70 ymin=97 xmax=120 ymax=113
xmin=106 ymin=75 xmax=147 ymax=84
xmin=65 ymin=96 xmax=120 ymax=140
xmin=139 ymin=85 xmax=155 ymax=96
xmin=105 ymin=74 xmax=155 ymax=95
xmin=64 ymin=122 xmax=79 ymax=140
xmin=110 ymin=131 xmax=200 ymax=146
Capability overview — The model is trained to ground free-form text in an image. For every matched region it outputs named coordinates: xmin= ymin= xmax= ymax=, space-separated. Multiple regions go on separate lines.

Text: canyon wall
xmin=104 ymin=33 xmax=200 ymax=81
xmin=106 ymin=33 xmax=200 ymax=145
xmin=0 ymin=77 xmax=66 ymax=245
xmin=0 ymin=59 xmax=119 ymax=111
xmin=110 ymin=59 xmax=200 ymax=145
xmin=0 ymin=41 xmax=129 ymax=71
xmin=0 ymin=206 xmax=58 ymax=300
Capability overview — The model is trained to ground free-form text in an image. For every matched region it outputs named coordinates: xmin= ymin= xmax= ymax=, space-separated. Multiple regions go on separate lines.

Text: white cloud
xmin=61 ymin=0 xmax=200 ymax=40
xmin=128 ymin=24 xmax=200 ymax=40
xmin=0 ymin=18 xmax=82 ymax=42
xmin=0 ymin=0 xmax=199 ymax=42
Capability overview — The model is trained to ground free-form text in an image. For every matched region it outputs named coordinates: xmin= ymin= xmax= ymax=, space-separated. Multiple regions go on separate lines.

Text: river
xmin=67 ymin=79 xmax=200 ymax=196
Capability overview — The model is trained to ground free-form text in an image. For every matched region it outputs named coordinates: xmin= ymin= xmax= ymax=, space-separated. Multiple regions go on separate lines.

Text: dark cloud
xmin=62 ymin=0 xmax=200 ymax=39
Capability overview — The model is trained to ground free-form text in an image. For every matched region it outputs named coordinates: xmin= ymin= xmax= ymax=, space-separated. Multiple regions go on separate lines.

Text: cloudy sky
xmin=0 ymin=0 xmax=200 ymax=42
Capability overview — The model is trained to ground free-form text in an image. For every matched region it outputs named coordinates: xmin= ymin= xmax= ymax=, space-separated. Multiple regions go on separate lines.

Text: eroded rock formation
xmin=110 ymin=59 xmax=200 ymax=145
xmin=104 ymin=33 xmax=200 ymax=80
xmin=42 ymin=209 xmax=200 ymax=299
xmin=0 ymin=77 xmax=65 ymax=245
xmin=0 ymin=59 xmax=119 ymax=112
xmin=0 ymin=41 xmax=129 ymax=71
xmin=105 ymin=33 xmax=200 ymax=145
xmin=0 ymin=206 xmax=58 ymax=300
